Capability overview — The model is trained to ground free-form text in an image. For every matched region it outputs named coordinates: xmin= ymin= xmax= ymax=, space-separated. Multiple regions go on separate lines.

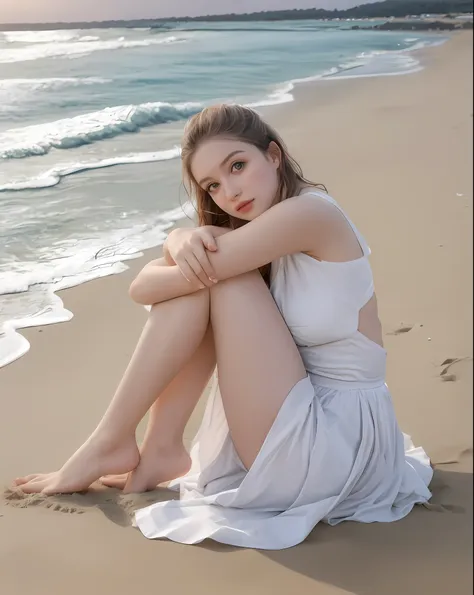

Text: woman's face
xmin=191 ymin=137 xmax=281 ymax=221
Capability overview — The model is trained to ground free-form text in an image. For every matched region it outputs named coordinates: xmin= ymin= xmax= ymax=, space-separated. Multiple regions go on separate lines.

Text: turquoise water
xmin=0 ymin=20 xmax=446 ymax=366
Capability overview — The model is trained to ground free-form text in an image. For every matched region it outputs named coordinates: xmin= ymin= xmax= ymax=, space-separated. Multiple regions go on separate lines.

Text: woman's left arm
xmin=130 ymin=195 xmax=325 ymax=305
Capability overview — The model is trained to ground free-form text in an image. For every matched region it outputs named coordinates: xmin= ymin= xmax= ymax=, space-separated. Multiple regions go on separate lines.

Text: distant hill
xmin=167 ymin=1 xmax=474 ymax=21
xmin=0 ymin=0 xmax=473 ymax=30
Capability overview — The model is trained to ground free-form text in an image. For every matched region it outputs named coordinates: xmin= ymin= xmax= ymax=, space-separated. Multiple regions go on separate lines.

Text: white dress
xmin=134 ymin=191 xmax=433 ymax=550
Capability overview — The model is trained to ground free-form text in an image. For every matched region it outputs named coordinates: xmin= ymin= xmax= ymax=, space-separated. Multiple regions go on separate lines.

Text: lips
xmin=236 ymin=199 xmax=254 ymax=212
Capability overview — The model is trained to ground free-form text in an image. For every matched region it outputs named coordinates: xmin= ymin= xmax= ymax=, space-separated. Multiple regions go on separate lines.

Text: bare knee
xmin=148 ymin=288 xmax=210 ymax=321
xmin=210 ymin=270 xmax=265 ymax=297
xmin=154 ymin=257 xmax=169 ymax=267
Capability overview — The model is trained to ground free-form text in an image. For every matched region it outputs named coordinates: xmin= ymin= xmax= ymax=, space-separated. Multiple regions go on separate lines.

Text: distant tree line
xmin=0 ymin=0 xmax=472 ymax=30
xmin=166 ymin=1 xmax=474 ymax=21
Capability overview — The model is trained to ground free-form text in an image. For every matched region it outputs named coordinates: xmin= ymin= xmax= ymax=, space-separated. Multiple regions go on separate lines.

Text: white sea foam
xmin=248 ymin=82 xmax=295 ymax=108
xmin=0 ymin=77 xmax=111 ymax=92
xmin=269 ymin=36 xmax=446 ymax=95
xmin=0 ymin=202 xmax=195 ymax=368
xmin=247 ymin=43 xmax=428 ymax=111
xmin=0 ymin=202 xmax=195 ymax=298
xmin=0 ymin=35 xmax=188 ymax=63
xmin=0 ymin=31 xmax=448 ymax=369
xmin=0 ymin=148 xmax=182 ymax=192
xmin=0 ymin=101 xmax=201 ymax=159
xmin=3 ymin=30 xmax=86 ymax=44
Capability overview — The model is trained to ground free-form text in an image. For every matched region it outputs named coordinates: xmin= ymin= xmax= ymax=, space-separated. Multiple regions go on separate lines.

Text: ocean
xmin=0 ymin=20 xmax=446 ymax=367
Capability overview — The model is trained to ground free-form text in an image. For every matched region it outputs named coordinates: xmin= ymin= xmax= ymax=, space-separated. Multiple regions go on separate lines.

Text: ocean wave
xmin=2 ymin=29 xmax=87 ymax=43
xmin=0 ymin=35 xmax=188 ymax=63
xmin=0 ymin=77 xmax=111 ymax=92
xmin=248 ymin=37 xmax=444 ymax=109
xmin=0 ymin=201 xmax=195 ymax=367
xmin=0 ymin=102 xmax=201 ymax=160
xmin=402 ymin=38 xmax=447 ymax=52
xmin=248 ymin=82 xmax=295 ymax=108
xmin=0 ymin=201 xmax=193 ymax=297
xmin=0 ymin=148 xmax=182 ymax=192
xmin=0 ymin=202 xmax=193 ymax=298
xmin=250 ymin=40 xmax=435 ymax=108
xmin=284 ymin=38 xmax=446 ymax=87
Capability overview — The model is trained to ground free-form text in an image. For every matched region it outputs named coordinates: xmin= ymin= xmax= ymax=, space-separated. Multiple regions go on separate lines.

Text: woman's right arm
xmin=163 ymin=225 xmax=232 ymax=284
xmin=130 ymin=225 xmax=231 ymax=305
xmin=129 ymin=195 xmax=327 ymax=305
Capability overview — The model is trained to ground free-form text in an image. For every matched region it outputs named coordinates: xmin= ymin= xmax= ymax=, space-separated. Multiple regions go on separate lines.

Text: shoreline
xmin=0 ymin=32 xmax=452 ymax=369
xmin=0 ymin=30 xmax=472 ymax=595
xmin=0 ymin=12 xmax=472 ymax=31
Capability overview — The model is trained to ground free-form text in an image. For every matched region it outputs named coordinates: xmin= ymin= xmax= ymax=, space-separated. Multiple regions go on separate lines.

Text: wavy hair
xmin=181 ymin=104 xmax=327 ymax=281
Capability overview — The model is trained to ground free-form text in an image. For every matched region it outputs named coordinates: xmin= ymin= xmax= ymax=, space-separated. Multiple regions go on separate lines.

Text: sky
xmin=0 ymin=1 xmax=379 ymax=24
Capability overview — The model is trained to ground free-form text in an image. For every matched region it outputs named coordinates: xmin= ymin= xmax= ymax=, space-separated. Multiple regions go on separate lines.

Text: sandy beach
xmin=1 ymin=31 xmax=472 ymax=595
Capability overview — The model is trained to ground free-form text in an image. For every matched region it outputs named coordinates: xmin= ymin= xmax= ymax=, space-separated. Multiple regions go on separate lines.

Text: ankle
xmin=90 ymin=427 xmax=137 ymax=451
xmin=141 ymin=436 xmax=186 ymax=457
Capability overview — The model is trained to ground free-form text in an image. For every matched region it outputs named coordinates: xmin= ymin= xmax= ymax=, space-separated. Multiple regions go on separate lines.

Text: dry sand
xmin=0 ymin=32 xmax=472 ymax=595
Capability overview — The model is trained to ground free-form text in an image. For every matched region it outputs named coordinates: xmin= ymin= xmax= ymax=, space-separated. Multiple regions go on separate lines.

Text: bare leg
xmin=210 ymin=271 xmax=307 ymax=469
xmin=101 ymin=325 xmax=216 ymax=492
xmin=15 ymin=289 xmax=211 ymax=495
xmin=15 ymin=269 xmax=306 ymax=493
xmin=100 ymin=272 xmax=305 ymax=486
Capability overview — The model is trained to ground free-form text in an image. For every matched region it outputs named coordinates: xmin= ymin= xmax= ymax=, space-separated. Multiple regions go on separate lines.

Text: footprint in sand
xmin=439 ymin=357 xmax=472 ymax=382
xmin=421 ymin=502 xmax=465 ymax=514
xmin=388 ymin=323 xmax=417 ymax=336
xmin=3 ymin=488 xmax=85 ymax=514
xmin=2 ymin=484 xmax=177 ymax=526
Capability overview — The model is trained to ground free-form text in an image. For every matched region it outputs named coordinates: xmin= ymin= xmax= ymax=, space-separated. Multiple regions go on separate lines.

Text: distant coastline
xmin=0 ymin=0 xmax=473 ymax=31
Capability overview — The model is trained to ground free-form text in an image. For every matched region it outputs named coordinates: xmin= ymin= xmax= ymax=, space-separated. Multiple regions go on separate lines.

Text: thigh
xmin=210 ymin=271 xmax=306 ymax=469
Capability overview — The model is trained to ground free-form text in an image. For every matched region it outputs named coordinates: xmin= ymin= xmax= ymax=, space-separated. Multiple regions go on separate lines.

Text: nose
xmin=222 ymin=179 xmax=241 ymax=202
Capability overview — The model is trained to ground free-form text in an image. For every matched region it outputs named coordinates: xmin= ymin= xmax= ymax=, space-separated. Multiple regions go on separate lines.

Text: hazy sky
xmin=0 ymin=1 xmax=378 ymax=24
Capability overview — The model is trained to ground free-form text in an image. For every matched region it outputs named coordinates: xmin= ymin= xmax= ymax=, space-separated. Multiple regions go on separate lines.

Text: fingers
xmin=192 ymin=243 xmax=217 ymax=282
xmin=171 ymin=230 xmax=219 ymax=287
xmin=175 ymin=257 xmax=201 ymax=285
xmin=185 ymin=253 xmax=215 ymax=287
xmin=203 ymin=230 xmax=217 ymax=251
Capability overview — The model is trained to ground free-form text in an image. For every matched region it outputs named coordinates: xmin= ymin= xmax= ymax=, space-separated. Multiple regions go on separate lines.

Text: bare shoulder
xmin=296 ymin=191 xmax=365 ymax=261
xmin=275 ymin=192 xmax=332 ymax=218
xmin=279 ymin=192 xmax=346 ymax=232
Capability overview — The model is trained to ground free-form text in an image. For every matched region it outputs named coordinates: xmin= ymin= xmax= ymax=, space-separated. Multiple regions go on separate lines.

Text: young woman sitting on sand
xmin=14 ymin=104 xmax=433 ymax=550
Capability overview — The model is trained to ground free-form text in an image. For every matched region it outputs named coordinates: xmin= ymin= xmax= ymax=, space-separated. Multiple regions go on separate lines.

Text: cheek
xmin=211 ymin=191 xmax=229 ymax=213
xmin=249 ymin=164 xmax=278 ymax=197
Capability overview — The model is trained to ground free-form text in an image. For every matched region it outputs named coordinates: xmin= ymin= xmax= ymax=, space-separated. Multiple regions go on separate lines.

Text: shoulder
xmin=279 ymin=191 xmax=344 ymax=228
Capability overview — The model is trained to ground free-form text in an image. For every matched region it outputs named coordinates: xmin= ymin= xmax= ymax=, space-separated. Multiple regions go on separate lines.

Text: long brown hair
xmin=181 ymin=104 xmax=326 ymax=281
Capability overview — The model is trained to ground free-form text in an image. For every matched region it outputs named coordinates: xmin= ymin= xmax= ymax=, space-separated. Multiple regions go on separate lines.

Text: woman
xmin=14 ymin=104 xmax=433 ymax=550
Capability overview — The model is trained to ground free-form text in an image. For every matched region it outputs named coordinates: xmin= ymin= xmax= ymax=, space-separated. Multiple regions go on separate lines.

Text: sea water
xmin=0 ymin=20 xmax=447 ymax=366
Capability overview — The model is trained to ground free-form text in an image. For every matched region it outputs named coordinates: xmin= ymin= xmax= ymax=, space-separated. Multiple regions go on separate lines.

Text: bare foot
xmin=14 ymin=435 xmax=140 ymax=495
xmin=100 ymin=445 xmax=191 ymax=493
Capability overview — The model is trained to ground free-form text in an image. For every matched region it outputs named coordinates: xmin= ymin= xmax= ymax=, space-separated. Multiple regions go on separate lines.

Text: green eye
xmin=232 ymin=161 xmax=245 ymax=172
xmin=207 ymin=182 xmax=219 ymax=192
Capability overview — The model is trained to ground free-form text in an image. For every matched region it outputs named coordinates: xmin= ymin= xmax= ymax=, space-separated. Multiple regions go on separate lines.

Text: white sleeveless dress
xmin=134 ymin=191 xmax=433 ymax=550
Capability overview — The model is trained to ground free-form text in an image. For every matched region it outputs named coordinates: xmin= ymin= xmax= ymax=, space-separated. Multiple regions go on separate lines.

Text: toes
xmin=123 ymin=475 xmax=157 ymax=494
xmin=122 ymin=482 xmax=150 ymax=494
xmin=14 ymin=474 xmax=42 ymax=486
xmin=16 ymin=474 xmax=58 ymax=494
xmin=20 ymin=479 xmax=49 ymax=494
xmin=100 ymin=474 xmax=128 ymax=489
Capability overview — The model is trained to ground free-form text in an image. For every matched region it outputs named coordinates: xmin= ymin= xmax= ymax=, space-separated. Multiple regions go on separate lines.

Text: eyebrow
xmin=198 ymin=150 xmax=245 ymax=186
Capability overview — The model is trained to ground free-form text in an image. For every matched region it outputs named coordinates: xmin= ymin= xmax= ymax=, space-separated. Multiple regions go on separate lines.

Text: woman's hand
xmin=164 ymin=226 xmax=231 ymax=287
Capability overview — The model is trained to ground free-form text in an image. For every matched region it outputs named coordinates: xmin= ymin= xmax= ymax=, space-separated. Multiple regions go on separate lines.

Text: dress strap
xmin=302 ymin=190 xmax=371 ymax=257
